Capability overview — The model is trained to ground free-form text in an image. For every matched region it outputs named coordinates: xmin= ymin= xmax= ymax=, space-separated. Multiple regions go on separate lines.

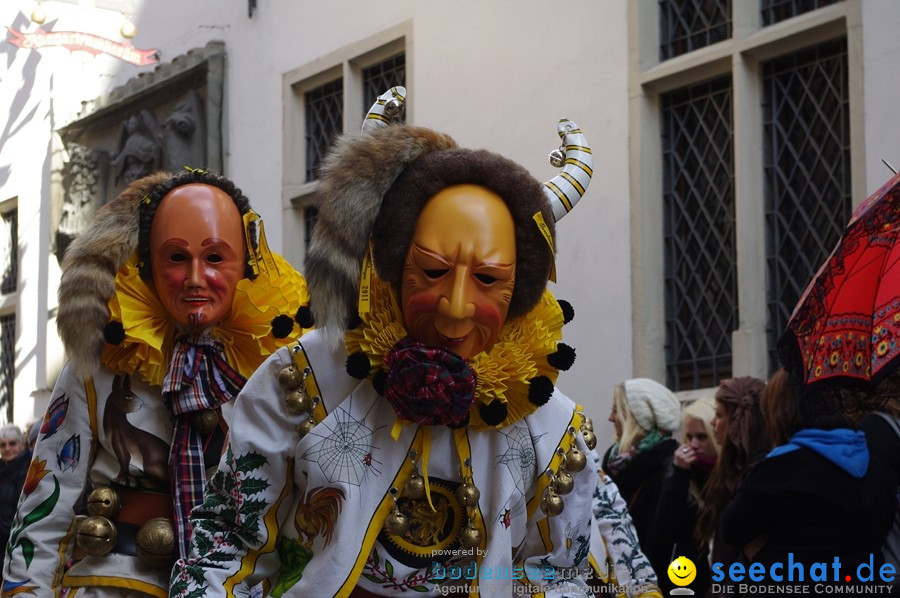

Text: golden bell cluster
xmin=539 ymin=414 xmax=592 ymax=517
xmin=279 ymin=346 xmax=320 ymax=438
xmin=382 ymin=451 xmax=484 ymax=550
xmin=75 ymin=486 xmax=174 ymax=568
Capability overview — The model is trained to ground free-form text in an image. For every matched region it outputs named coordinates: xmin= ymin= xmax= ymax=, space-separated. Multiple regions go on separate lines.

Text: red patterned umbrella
xmin=778 ymin=171 xmax=900 ymax=401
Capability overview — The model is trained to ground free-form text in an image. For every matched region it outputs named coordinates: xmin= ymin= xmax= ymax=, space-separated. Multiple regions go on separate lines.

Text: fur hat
xmin=306 ymin=124 xmax=560 ymax=348
xmin=307 ymin=87 xmax=593 ymax=349
xmin=623 ymin=378 xmax=681 ymax=433
xmin=57 ymin=172 xmax=170 ymax=378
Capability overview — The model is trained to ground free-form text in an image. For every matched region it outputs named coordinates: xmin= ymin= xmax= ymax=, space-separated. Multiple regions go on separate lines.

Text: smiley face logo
xmin=667 ymin=555 xmax=696 ymax=587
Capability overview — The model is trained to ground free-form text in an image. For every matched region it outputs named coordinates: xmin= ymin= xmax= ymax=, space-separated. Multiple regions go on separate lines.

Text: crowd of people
xmin=601 ymin=372 xmax=899 ymax=597
xmin=0 ymin=86 xmax=897 ymax=597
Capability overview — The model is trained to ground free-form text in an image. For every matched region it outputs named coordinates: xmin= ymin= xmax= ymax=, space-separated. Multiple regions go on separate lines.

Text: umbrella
xmin=778 ymin=171 xmax=900 ymax=407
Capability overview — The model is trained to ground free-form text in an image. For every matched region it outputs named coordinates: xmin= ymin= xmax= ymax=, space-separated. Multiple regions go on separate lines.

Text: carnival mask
xmin=149 ymin=183 xmax=245 ymax=329
xmin=400 ymin=184 xmax=516 ymax=360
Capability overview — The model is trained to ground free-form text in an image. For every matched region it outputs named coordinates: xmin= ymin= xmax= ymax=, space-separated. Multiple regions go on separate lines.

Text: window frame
xmin=282 ymin=23 xmax=410 ymax=270
xmin=628 ymin=0 xmax=864 ymax=397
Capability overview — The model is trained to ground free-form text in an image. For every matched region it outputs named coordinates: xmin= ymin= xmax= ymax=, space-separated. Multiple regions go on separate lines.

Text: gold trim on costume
xmin=337 ymin=426 xmax=423 ymax=597
xmin=61 ymin=573 xmax=168 ymax=597
xmin=225 ymin=459 xmax=295 ymax=596
xmin=526 ymin=407 xmax=584 ymax=520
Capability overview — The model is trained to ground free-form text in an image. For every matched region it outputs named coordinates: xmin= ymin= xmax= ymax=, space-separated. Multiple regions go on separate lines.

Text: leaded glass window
xmin=304 ymin=78 xmax=343 ymax=182
xmin=0 ymin=313 xmax=14 ymax=422
xmin=764 ymin=39 xmax=850 ymax=371
xmin=761 ymin=0 xmax=843 ymax=26
xmin=662 ymin=76 xmax=736 ymax=391
xmin=659 ymin=0 xmax=731 ymax=61
xmin=1 ymin=209 xmax=17 ymax=295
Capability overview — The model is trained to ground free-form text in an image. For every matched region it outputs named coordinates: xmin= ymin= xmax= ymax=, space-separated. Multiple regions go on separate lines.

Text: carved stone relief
xmin=53 ymin=41 xmax=224 ymax=264
xmin=57 ymin=144 xmax=109 ymax=260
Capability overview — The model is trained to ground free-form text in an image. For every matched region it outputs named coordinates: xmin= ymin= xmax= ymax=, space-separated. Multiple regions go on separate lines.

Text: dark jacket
xmin=650 ymin=464 xmax=711 ymax=596
xmin=1 ymin=449 xmax=31 ymax=554
xmin=721 ymin=429 xmax=894 ymax=592
xmin=603 ymin=437 xmax=679 ymax=584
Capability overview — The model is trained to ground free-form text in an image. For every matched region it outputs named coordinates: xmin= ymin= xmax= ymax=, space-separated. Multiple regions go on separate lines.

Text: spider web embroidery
xmin=300 ymin=397 xmax=384 ymax=492
xmin=496 ymin=423 xmax=543 ymax=494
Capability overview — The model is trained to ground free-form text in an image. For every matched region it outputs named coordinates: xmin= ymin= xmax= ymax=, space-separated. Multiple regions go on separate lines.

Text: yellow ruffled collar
xmin=344 ymin=275 xmax=565 ymax=430
xmin=102 ymin=253 xmax=310 ymax=385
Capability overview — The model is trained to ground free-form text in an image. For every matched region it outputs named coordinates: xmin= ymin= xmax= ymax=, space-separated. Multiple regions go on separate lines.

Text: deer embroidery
xmin=103 ymin=374 xmax=170 ymax=488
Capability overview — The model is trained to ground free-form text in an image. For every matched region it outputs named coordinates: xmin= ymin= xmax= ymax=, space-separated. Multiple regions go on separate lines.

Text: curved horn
xmin=362 ymin=86 xmax=407 ymax=132
xmin=543 ymin=119 xmax=593 ymax=221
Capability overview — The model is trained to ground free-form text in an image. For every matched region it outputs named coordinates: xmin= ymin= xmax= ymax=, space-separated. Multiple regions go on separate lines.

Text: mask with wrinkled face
xmin=400 ymin=184 xmax=516 ymax=360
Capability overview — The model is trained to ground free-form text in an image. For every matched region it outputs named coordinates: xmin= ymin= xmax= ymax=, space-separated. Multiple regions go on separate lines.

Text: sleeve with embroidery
xmin=171 ymin=347 xmax=304 ymax=597
xmin=2 ymin=364 xmax=92 ymax=596
xmin=510 ymin=411 xmax=598 ymax=598
xmin=591 ymin=455 xmax=662 ymax=598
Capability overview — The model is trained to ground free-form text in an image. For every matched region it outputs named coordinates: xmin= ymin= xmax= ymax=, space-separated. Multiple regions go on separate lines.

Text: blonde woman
xmin=650 ymin=397 xmax=719 ymax=596
xmin=602 ymin=378 xmax=680 ymax=583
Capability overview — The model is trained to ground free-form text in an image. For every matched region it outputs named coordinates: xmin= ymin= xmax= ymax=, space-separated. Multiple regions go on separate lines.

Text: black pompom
xmin=346 ymin=352 xmax=371 ymax=379
xmin=372 ymin=369 xmax=386 ymax=395
xmin=528 ymin=376 xmax=554 ymax=406
xmin=295 ymin=305 xmax=314 ymax=329
xmin=479 ymin=399 xmax=508 ymax=427
xmin=547 ymin=343 xmax=576 ymax=371
xmin=558 ymin=299 xmax=575 ymax=324
xmin=104 ymin=321 xmax=125 ymax=345
xmin=448 ymin=412 xmax=471 ymax=429
xmin=271 ymin=315 xmax=295 ymax=339
xmin=347 ymin=313 xmax=363 ymax=330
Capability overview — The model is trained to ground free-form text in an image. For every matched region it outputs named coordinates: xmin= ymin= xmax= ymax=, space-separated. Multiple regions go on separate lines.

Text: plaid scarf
xmin=382 ymin=337 xmax=476 ymax=426
xmin=164 ymin=335 xmax=246 ymax=559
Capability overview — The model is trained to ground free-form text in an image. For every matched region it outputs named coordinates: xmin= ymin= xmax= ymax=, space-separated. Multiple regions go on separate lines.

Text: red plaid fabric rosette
xmin=382 ymin=337 xmax=476 ymax=426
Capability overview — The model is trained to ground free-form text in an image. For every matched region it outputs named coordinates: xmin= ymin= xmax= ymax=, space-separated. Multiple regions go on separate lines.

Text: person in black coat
xmin=602 ymin=378 xmax=681 ymax=584
xmin=721 ymin=369 xmax=895 ymax=594
xmin=651 ymin=396 xmax=719 ymax=596
xmin=0 ymin=424 xmax=31 ymax=560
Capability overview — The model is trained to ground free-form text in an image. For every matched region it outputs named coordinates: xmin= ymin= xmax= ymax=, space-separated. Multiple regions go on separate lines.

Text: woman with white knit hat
xmin=602 ymin=378 xmax=681 ymax=582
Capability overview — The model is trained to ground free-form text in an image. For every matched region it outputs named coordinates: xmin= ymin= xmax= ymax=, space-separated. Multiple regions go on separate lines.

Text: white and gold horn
xmin=543 ymin=119 xmax=593 ymax=221
xmin=362 ymin=86 xmax=407 ymax=131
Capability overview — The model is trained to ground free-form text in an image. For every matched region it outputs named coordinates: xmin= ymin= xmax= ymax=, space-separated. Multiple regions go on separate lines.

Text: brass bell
xmin=458 ymin=524 xmax=482 ymax=548
xmin=549 ymin=147 xmax=566 ymax=168
xmin=383 ymin=97 xmax=403 ymax=117
xmin=554 ymin=471 xmax=574 ymax=495
xmin=285 ymin=387 xmax=312 ymax=414
xmin=71 ymin=516 xmax=87 ymax=560
xmin=383 ymin=507 xmax=410 ymax=536
xmin=278 ymin=364 xmax=304 ymax=389
xmin=190 ymin=409 xmax=219 ymax=434
xmin=565 ymin=446 xmax=587 ymax=472
xmin=86 ymin=486 xmax=121 ymax=518
xmin=404 ymin=474 xmax=426 ymax=500
xmin=582 ymin=417 xmax=594 ymax=433
xmin=76 ymin=516 xmax=117 ymax=556
xmin=455 ymin=483 xmax=480 ymax=507
xmin=582 ymin=430 xmax=597 ymax=451
xmin=540 ymin=489 xmax=565 ymax=517
xmin=136 ymin=517 xmax=175 ymax=568
xmin=297 ymin=417 xmax=317 ymax=437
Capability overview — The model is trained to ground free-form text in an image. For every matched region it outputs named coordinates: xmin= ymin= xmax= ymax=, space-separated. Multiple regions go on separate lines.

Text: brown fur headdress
xmin=57 ymin=172 xmax=170 ymax=378
xmin=306 ymin=125 xmax=557 ymax=347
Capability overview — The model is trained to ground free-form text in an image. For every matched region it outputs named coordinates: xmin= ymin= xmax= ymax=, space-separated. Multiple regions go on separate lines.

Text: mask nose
xmin=186 ymin=259 xmax=204 ymax=289
xmin=438 ymin=268 xmax=476 ymax=321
